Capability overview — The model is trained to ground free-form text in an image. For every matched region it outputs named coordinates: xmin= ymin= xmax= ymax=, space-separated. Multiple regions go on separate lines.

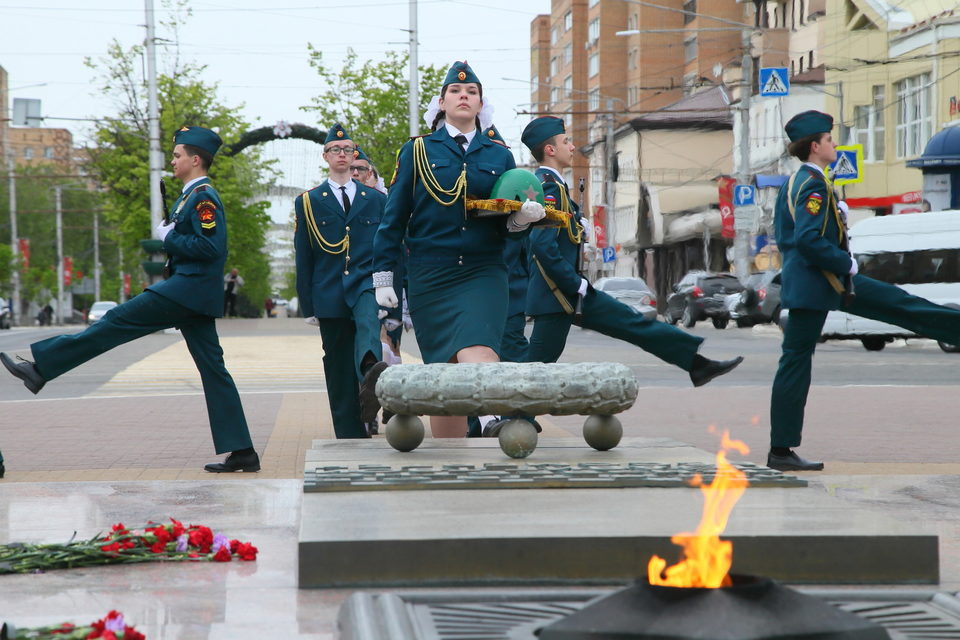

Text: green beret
xmin=353 ymin=146 xmax=370 ymax=162
xmin=443 ymin=60 xmax=480 ymax=87
xmin=785 ymin=110 xmax=833 ymax=143
xmin=521 ymin=116 xmax=565 ymax=151
xmin=324 ymin=123 xmax=352 ymax=145
xmin=483 ymin=125 xmax=504 ymax=143
xmin=173 ymin=126 xmax=222 ymax=156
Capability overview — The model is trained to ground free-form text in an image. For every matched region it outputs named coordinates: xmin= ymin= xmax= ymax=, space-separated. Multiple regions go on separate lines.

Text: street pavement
xmin=0 ymin=316 xmax=958 ymax=638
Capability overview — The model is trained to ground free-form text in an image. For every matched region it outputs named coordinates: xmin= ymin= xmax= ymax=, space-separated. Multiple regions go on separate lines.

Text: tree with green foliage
xmin=302 ymin=48 xmax=445 ymax=178
xmin=83 ymin=5 xmax=274 ymax=312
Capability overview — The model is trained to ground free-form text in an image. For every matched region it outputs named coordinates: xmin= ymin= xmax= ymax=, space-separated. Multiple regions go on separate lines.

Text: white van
xmin=818 ymin=210 xmax=960 ymax=351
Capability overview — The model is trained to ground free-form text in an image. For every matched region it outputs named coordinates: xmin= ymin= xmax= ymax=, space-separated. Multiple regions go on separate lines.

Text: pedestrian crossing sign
xmin=759 ymin=67 xmax=789 ymax=97
xmin=829 ymin=144 xmax=863 ymax=186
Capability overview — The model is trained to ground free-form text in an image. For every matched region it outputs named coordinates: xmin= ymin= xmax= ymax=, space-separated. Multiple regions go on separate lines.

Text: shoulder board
xmin=490 ymin=139 xmax=509 ymax=148
xmin=195 ymin=184 xmax=209 ymax=192
xmin=408 ymin=134 xmax=427 ymax=140
xmin=539 ymin=171 xmax=558 ymax=184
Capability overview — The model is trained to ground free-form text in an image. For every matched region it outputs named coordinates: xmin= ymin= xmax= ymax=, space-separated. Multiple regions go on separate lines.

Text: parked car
xmin=0 ymin=297 xmax=10 ymax=330
xmin=731 ymin=270 xmax=782 ymax=327
xmin=87 ymin=300 xmax=118 ymax=325
xmin=663 ymin=271 xmax=744 ymax=329
xmin=593 ymin=277 xmax=658 ymax=321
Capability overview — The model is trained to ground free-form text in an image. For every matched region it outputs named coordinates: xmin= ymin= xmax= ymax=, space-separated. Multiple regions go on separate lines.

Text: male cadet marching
xmin=769 ymin=110 xmax=960 ymax=471
xmin=295 ymin=124 xmax=388 ymax=439
xmin=0 ymin=126 xmax=260 ymax=473
xmin=515 ymin=116 xmax=743 ymax=406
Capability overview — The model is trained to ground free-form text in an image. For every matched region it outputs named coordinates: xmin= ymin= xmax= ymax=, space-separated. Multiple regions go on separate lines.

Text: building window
xmin=550 ymin=87 xmax=560 ymax=105
xmin=550 ymin=56 xmax=559 ymax=77
xmin=588 ymin=53 xmax=599 ymax=77
xmin=684 ymin=37 xmax=697 ymax=63
xmin=588 ymin=18 xmax=600 ymax=42
xmin=23 ymin=147 xmax=33 ymax=159
xmin=588 ymin=0 xmax=599 ymax=6
xmin=808 ymin=50 xmax=813 ymax=70
xmin=896 ymin=73 xmax=932 ymax=158
xmin=682 ymin=72 xmax=696 ymax=95
xmin=563 ymin=75 xmax=573 ymax=99
xmin=564 ymin=43 xmax=573 ymax=66
xmin=43 ymin=147 xmax=55 ymax=159
xmin=627 ymin=48 xmax=637 ymax=71
xmin=551 ymin=26 xmax=559 ymax=45
xmin=589 ymin=88 xmax=600 ymax=111
xmin=531 ymin=74 xmax=538 ymax=93
xmin=798 ymin=0 xmax=805 ymax=25
xmin=853 ymin=86 xmax=886 ymax=162
xmin=683 ymin=0 xmax=696 ymax=24
xmin=564 ymin=11 xmax=572 ymax=31
xmin=628 ymin=86 xmax=638 ymax=105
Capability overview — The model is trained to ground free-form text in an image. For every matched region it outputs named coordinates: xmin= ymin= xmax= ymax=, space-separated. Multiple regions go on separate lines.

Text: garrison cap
xmin=173 ymin=126 xmax=222 ymax=156
xmin=443 ymin=60 xmax=480 ymax=87
xmin=785 ymin=110 xmax=833 ymax=143
xmin=353 ymin=146 xmax=370 ymax=162
xmin=521 ymin=116 xmax=565 ymax=151
xmin=324 ymin=123 xmax=352 ymax=145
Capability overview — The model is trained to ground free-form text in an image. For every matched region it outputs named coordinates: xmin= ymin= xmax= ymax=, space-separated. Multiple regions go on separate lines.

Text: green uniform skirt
xmin=407 ymin=263 xmax=508 ymax=363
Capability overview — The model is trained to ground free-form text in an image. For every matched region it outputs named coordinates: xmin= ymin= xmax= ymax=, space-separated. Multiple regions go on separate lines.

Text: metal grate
xmin=306 ymin=461 xmax=805 ymax=492
xmin=338 ymin=590 xmax=960 ymax=640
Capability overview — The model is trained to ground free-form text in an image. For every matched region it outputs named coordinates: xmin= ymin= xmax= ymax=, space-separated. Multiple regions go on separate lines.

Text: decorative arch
xmin=222 ymin=122 xmax=327 ymax=157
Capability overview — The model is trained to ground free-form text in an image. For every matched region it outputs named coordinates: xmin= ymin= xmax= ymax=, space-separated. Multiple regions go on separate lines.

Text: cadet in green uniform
xmin=373 ymin=61 xmax=545 ymax=438
xmin=770 ymin=110 xmax=960 ymax=471
xmin=295 ymin=124 xmax=387 ymax=438
xmin=0 ymin=126 xmax=259 ymax=473
xmin=520 ymin=116 xmax=743 ymax=391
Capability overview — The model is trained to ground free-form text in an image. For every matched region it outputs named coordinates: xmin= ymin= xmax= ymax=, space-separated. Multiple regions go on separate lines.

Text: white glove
xmin=376 ymin=286 xmax=399 ymax=308
xmin=849 ymin=257 xmax=859 ymax=276
xmin=402 ymin=292 xmax=413 ymax=331
xmin=155 ymin=220 xmax=175 ymax=241
xmin=377 ymin=309 xmax=388 ymax=320
xmin=577 ymin=278 xmax=589 ymax=297
xmin=579 ymin=219 xmax=590 ymax=240
xmin=507 ymin=199 xmax=546 ymax=231
xmin=304 ymin=316 xmax=319 ymax=326
xmin=838 ymin=200 xmax=850 ymax=215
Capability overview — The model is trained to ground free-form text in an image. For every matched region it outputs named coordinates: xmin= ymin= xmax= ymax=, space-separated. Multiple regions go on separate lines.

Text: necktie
xmin=454 ymin=134 xmax=468 ymax=150
xmin=339 ymin=186 xmax=351 ymax=215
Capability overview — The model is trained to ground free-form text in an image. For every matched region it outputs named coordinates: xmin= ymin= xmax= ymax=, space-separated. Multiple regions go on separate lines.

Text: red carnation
xmin=188 ymin=525 xmax=213 ymax=552
xmin=169 ymin=518 xmax=185 ymax=538
xmin=235 ymin=542 xmax=258 ymax=561
xmin=213 ymin=546 xmax=232 ymax=562
xmin=124 ymin=626 xmax=146 ymax=640
xmin=150 ymin=541 xmax=166 ymax=554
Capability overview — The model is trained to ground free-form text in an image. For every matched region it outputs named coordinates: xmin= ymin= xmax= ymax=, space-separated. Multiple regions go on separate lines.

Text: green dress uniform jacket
xmin=294 ymin=179 xmax=387 ymax=318
xmin=526 ymin=168 xmax=583 ymax=316
xmin=149 ymin=177 xmax=229 ymax=318
xmin=774 ymin=164 xmax=851 ymax=311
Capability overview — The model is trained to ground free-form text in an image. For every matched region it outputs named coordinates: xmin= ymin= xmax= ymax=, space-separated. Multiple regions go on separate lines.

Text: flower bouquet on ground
xmin=0 ymin=519 xmax=257 ymax=574
xmin=1 ymin=610 xmax=144 ymax=639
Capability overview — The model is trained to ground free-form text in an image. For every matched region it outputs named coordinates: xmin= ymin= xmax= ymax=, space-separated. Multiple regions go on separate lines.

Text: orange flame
xmin=647 ymin=430 xmax=750 ymax=588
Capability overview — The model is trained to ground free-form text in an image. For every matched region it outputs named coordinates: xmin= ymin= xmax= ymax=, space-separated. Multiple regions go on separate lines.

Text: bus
xmin=818 ymin=210 xmax=960 ymax=352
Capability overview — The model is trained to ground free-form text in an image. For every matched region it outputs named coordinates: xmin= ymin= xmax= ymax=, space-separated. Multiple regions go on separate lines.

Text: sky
xmin=0 ymin=0 xmax=551 ymax=206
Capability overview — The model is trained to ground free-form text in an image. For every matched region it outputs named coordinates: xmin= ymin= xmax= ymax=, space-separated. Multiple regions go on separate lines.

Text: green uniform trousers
xmin=316 ymin=290 xmax=381 ymax=439
xmin=30 ymin=290 xmax=253 ymax=454
xmin=771 ymin=273 xmax=960 ymax=448
xmin=527 ymin=287 xmax=703 ymax=368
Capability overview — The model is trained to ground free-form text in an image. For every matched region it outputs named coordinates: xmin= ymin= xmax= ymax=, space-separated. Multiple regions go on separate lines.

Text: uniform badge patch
xmin=196 ymin=200 xmax=217 ymax=236
xmin=806 ymin=193 xmax=822 ymax=215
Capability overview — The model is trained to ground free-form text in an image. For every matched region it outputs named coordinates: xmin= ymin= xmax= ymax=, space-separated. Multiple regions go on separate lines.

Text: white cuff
xmin=506 ymin=214 xmax=530 ymax=233
xmin=372 ymin=271 xmax=393 ymax=288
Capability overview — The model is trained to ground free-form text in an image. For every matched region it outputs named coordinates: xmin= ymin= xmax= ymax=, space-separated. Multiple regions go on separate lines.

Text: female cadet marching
xmin=373 ymin=61 xmax=545 ymax=438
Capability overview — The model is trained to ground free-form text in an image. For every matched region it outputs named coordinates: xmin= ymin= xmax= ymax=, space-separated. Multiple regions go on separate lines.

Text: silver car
xmin=87 ymin=300 xmax=118 ymax=324
xmin=593 ymin=277 xmax=658 ymax=321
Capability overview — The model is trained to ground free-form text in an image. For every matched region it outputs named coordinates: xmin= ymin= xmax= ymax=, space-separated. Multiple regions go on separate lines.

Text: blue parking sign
xmin=601 ymin=247 xmax=616 ymax=263
xmin=733 ymin=184 xmax=756 ymax=206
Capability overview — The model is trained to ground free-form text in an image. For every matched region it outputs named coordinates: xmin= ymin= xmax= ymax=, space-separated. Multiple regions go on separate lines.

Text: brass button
xmin=322 ymin=191 xmax=328 ymax=196
xmin=345 ymin=255 xmax=351 ymax=262
xmin=461 ymin=226 xmax=467 ymax=231
xmin=491 ymin=170 xmax=496 ymax=174
xmin=345 ymin=226 xmax=350 ymax=231
xmin=431 ymin=163 xmax=436 ymax=168
xmin=344 ymin=270 xmax=350 ymax=275
xmin=457 ymin=260 xmax=463 ymax=266
xmin=361 ymin=191 xmax=366 ymax=196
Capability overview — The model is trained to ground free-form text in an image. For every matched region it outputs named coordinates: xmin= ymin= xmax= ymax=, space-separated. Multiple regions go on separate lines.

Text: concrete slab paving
xmin=298 ymin=438 xmax=939 ymax=588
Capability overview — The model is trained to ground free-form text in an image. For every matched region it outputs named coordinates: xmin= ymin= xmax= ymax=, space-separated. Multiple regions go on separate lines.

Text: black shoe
xmin=0 ymin=352 xmax=46 ymax=394
xmin=689 ymin=356 xmax=744 ymax=387
xmin=482 ymin=418 xmax=542 ymax=438
xmin=382 ymin=408 xmax=394 ymax=425
xmin=365 ymin=417 xmax=380 ymax=436
xmin=204 ymin=450 xmax=260 ymax=473
xmin=359 ymin=361 xmax=388 ymax=423
xmin=0 ymin=462 xmax=4 ymax=479
xmin=766 ymin=450 xmax=824 ymax=471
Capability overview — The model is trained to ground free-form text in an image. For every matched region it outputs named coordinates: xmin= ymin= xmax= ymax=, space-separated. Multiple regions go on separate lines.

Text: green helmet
xmin=489 ymin=168 xmax=545 ymax=206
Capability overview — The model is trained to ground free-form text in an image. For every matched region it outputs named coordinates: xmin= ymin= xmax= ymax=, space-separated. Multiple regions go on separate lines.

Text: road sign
xmin=829 ymin=144 xmax=863 ymax=186
xmin=759 ymin=67 xmax=789 ymax=97
xmin=733 ymin=184 xmax=756 ymax=207
xmin=601 ymin=246 xmax=616 ymax=263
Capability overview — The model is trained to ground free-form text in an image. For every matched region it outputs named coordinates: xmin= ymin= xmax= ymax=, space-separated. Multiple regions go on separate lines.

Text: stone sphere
xmin=497 ymin=419 xmax=539 ymax=459
xmin=385 ymin=414 xmax=425 ymax=452
xmin=582 ymin=414 xmax=623 ymax=451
